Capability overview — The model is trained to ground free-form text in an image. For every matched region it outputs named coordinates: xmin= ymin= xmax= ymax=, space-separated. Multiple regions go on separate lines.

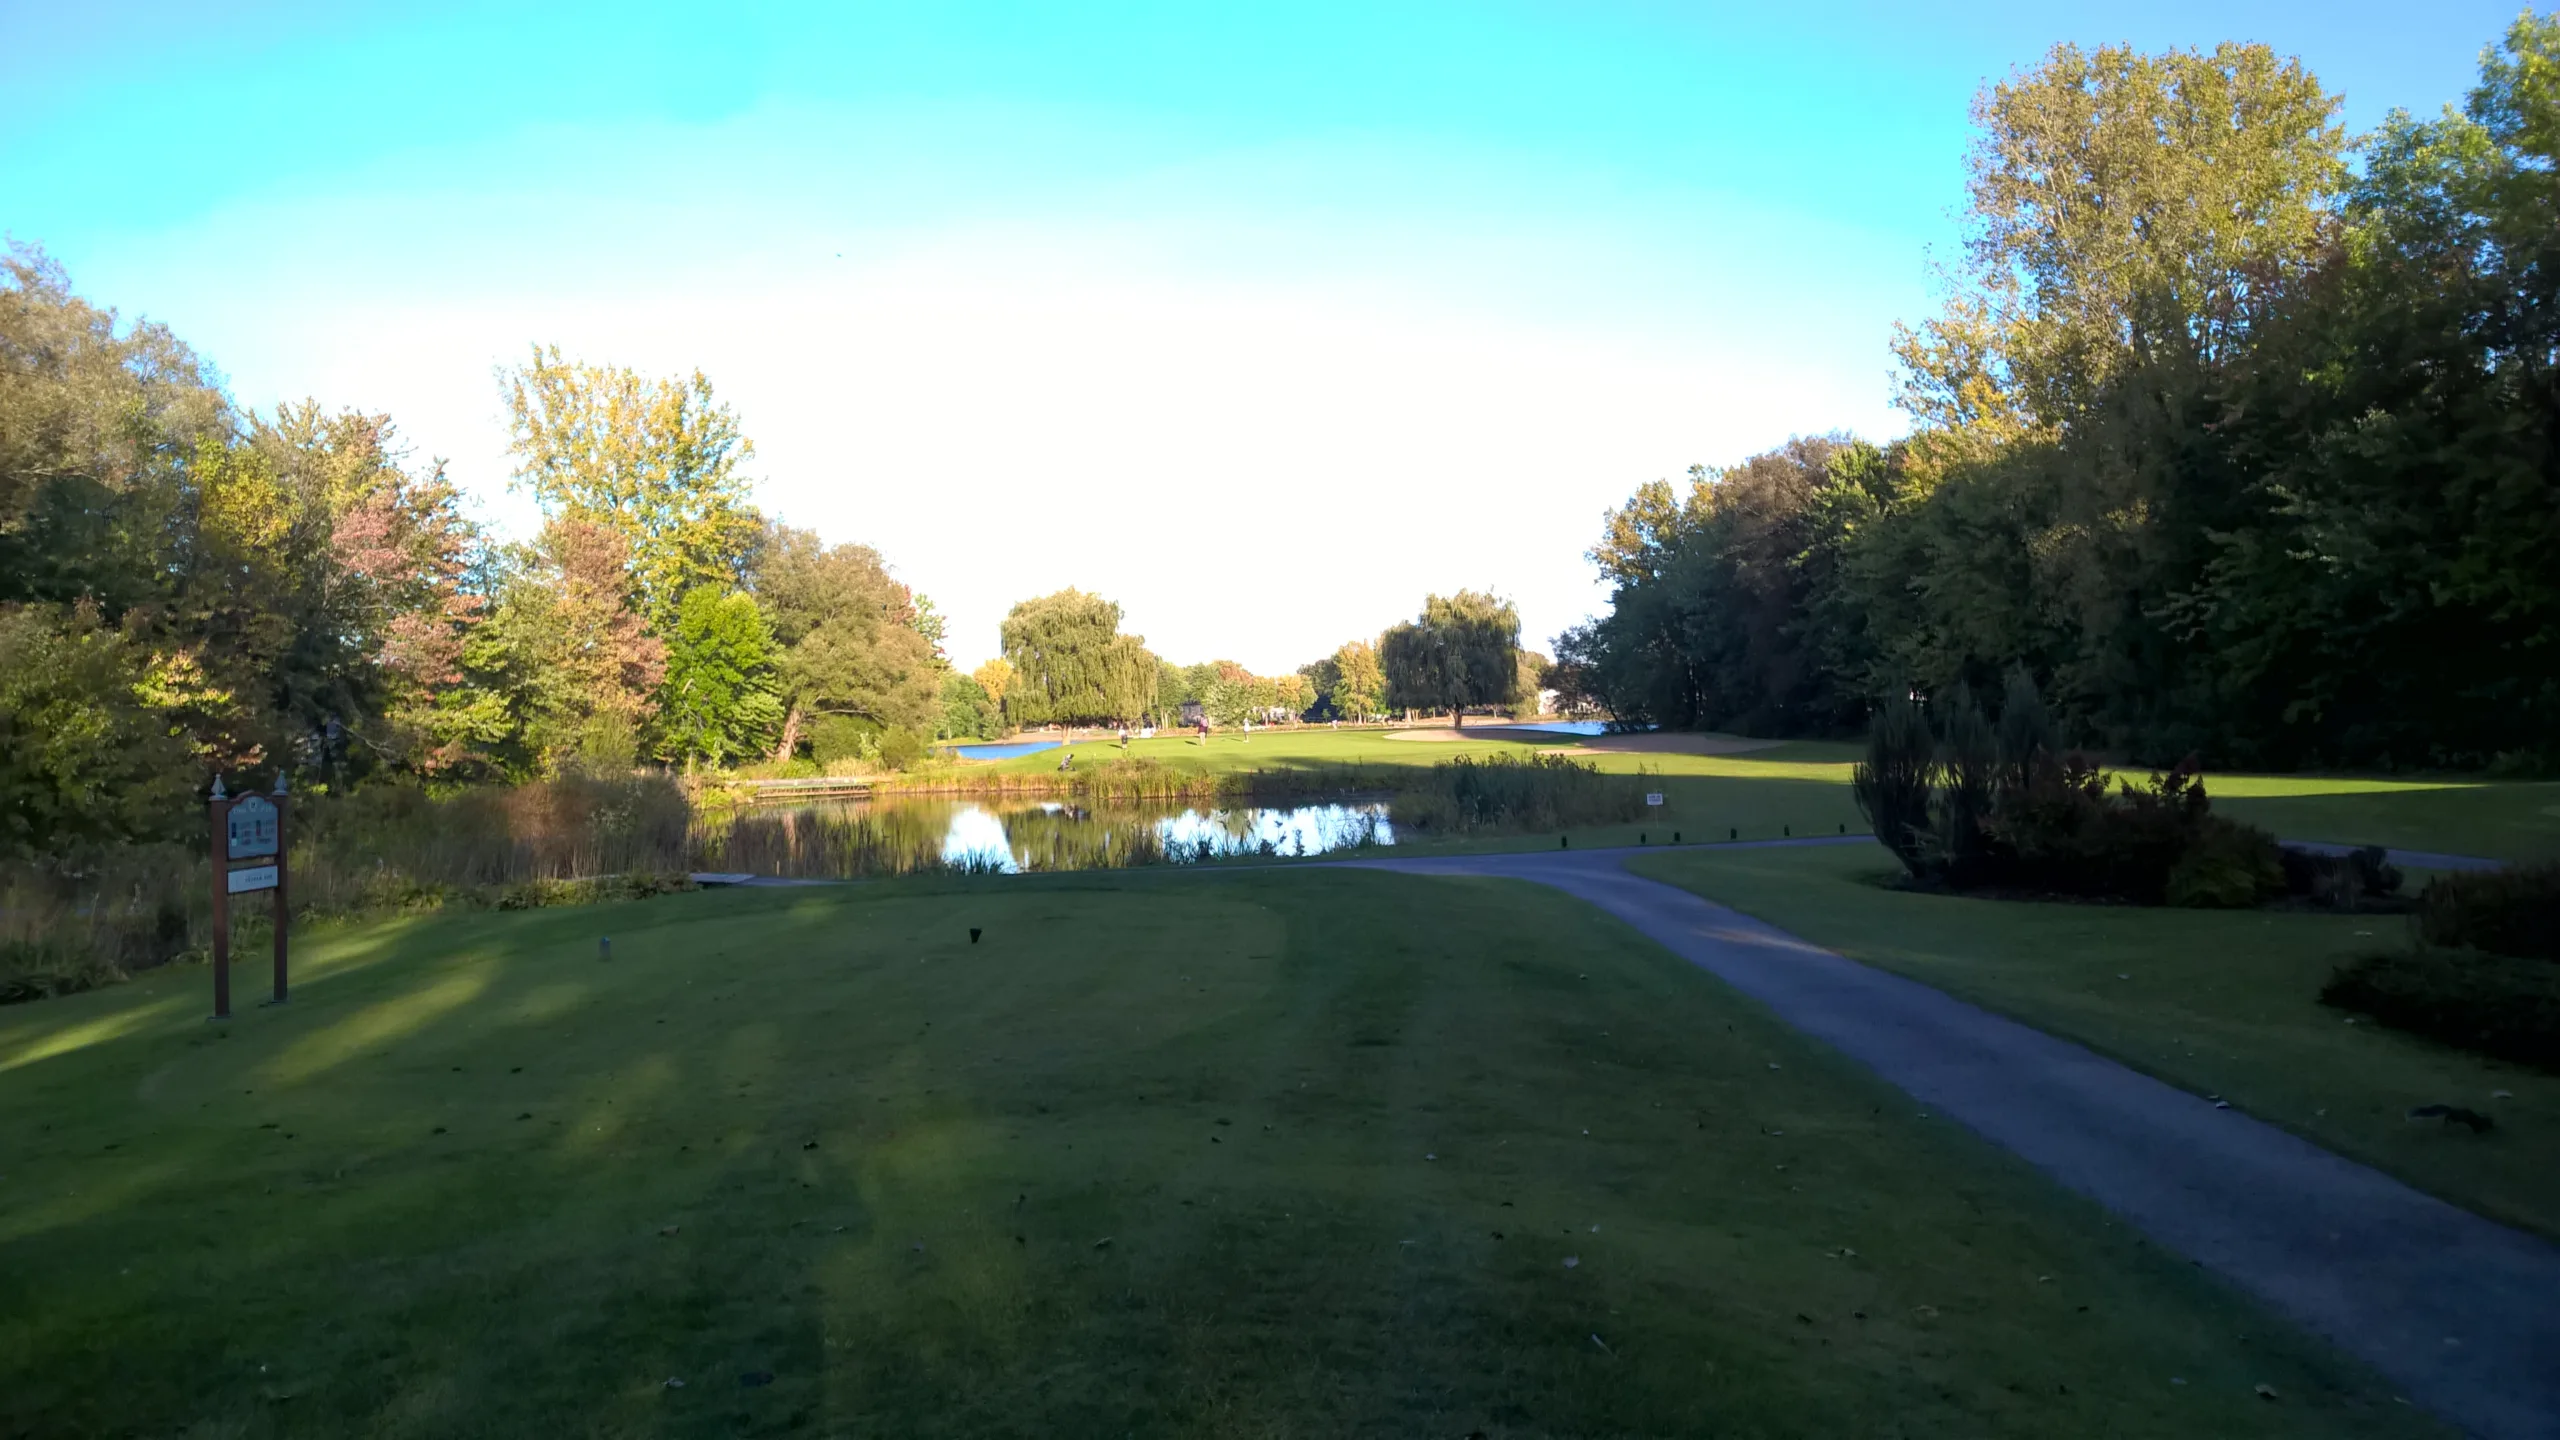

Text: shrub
xmin=2323 ymin=948 xmax=2560 ymax=1073
xmin=807 ymin=715 xmax=876 ymax=767
xmin=0 ymin=936 xmax=129 ymax=1006
xmin=1927 ymin=686 xmax=1998 ymax=885
xmin=1394 ymin=753 xmax=1646 ymax=832
xmin=1852 ymin=699 xmax=1936 ymax=876
xmin=1 ymin=843 xmax=205 ymax=1004
xmin=875 ymin=726 xmax=928 ymax=771
xmin=2415 ymin=862 xmax=2560 ymax=961
xmin=2165 ymin=820 xmax=2286 ymax=909
xmin=1980 ymin=754 xmax=2262 ymax=906
xmin=492 ymin=872 xmax=696 ymax=910
xmin=1994 ymin=667 xmax=2056 ymax=793
xmin=2280 ymin=845 xmax=2403 ymax=909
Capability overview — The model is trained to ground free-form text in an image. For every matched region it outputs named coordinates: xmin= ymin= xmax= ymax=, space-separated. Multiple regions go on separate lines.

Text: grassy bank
xmin=1628 ymin=842 xmax=2560 ymax=1239
xmin=16 ymin=728 xmax=2552 ymax=1005
xmin=0 ymin=872 xmax=2425 ymax=1437
xmin=976 ymin=729 xmax=2560 ymax=862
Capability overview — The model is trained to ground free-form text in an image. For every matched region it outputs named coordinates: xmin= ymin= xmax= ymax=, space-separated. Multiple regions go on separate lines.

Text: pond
xmin=943 ymin=739 xmax=1065 ymax=760
xmin=1493 ymin=720 xmax=1652 ymax=736
xmin=698 ymin=795 xmax=1395 ymax=879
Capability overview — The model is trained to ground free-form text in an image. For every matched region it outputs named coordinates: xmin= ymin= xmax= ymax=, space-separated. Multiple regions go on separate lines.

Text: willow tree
xmin=1380 ymin=590 xmax=1520 ymax=726
xmin=998 ymin=589 xmax=1157 ymax=725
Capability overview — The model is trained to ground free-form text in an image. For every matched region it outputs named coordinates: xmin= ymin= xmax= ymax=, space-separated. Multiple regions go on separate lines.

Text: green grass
xmin=1628 ymin=843 xmax=2560 ymax=1239
xmin=0 ymin=873 xmax=2432 ymax=1437
xmin=2211 ymin=779 xmax=2560 ymax=863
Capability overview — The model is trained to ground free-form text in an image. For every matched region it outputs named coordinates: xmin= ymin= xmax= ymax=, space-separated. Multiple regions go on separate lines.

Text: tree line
xmin=1555 ymin=15 xmax=2560 ymax=771
xmin=0 ymin=246 xmax=1554 ymax=857
xmin=967 ymin=585 xmax=1547 ymax=731
xmin=0 ymin=269 xmax=955 ymax=853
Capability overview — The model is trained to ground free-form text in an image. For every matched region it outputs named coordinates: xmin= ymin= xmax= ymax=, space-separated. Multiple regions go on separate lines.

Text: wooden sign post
xmin=208 ymin=775 xmax=290 ymax=1020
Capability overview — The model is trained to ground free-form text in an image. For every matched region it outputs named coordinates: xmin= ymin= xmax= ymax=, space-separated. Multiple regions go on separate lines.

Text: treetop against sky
xmin=0 ymin=0 xmax=2521 ymax=671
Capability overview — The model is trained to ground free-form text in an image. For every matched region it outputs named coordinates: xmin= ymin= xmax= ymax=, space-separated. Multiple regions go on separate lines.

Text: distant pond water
xmin=699 ymin=795 xmax=1394 ymax=879
xmin=944 ymin=739 xmax=1065 ymax=760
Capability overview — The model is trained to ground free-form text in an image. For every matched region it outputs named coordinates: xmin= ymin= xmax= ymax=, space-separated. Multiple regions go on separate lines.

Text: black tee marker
xmin=970 ymin=928 xmax=982 ymax=944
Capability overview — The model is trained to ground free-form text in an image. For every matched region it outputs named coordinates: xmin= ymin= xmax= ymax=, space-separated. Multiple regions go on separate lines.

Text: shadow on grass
xmin=0 ymin=872 xmax=2439 ymax=1438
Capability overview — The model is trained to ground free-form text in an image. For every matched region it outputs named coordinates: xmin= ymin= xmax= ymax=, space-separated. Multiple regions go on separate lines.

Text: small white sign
xmin=1644 ymin=792 xmax=1665 ymax=807
xmin=227 ymin=864 xmax=279 ymax=894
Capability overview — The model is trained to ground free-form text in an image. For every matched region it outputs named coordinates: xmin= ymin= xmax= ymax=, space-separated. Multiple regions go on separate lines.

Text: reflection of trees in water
xmin=696 ymin=798 xmax=1389 ymax=879
xmin=1000 ymin=806 xmax=1164 ymax=873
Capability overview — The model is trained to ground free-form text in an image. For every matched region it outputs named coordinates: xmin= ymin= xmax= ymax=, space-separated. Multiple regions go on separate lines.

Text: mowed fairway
xmin=0 ymin=872 xmax=2434 ymax=1438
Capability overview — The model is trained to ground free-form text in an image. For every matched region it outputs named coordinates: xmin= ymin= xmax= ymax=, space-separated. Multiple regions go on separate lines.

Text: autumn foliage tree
xmin=500 ymin=345 xmax=762 ymax=631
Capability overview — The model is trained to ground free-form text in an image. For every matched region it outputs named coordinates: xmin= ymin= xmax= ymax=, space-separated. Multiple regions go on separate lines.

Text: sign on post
xmin=208 ymin=777 xmax=290 ymax=1020
xmin=1645 ymin=792 xmax=1665 ymax=807
xmin=227 ymin=795 xmax=278 ymax=859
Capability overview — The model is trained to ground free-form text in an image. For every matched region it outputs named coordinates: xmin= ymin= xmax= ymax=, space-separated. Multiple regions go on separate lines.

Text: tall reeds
xmin=1 ymin=774 xmax=694 ymax=1003
xmin=1390 ymin=753 xmax=1648 ymax=832
xmin=3 ymin=754 xmax=1635 ymax=1004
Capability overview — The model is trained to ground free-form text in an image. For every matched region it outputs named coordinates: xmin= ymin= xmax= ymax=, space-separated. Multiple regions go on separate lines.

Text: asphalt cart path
xmin=1339 ymin=845 xmax=2559 ymax=1440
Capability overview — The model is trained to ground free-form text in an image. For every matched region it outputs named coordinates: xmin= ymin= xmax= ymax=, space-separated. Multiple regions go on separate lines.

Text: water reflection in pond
xmin=701 ymin=795 xmax=1394 ymax=880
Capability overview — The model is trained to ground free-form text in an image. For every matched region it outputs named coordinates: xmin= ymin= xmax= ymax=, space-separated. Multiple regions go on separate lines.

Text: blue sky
xmin=2 ymin=1 xmax=2525 ymax=670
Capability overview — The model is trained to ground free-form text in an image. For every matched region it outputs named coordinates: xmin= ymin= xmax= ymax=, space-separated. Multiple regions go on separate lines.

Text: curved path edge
xmin=1338 ymin=848 xmax=2560 ymax=1440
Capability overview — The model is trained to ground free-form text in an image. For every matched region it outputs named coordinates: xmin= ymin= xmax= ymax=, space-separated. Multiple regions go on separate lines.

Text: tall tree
xmin=2 ymin=246 xmax=497 ymax=798
xmin=971 ymin=657 xmax=1016 ymax=716
xmin=937 ymin=671 xmax=996 ymax=740
xmin=459 ymin=519 xmax=665 ymax=777
xmin=998 ymin=589 xmax=1157 ymax=725
xmin=0 ymin=603 xmax=192 ymax=856
xmin=500 ymin=346 xmax=761 ymax=629
xmin=655 ymin=586 xmax=783 ymax=767
xmin=754 ymin=523 xmax=940 ymax=760
xmin=1894 ymin=41 xmax=2348 ymax=435
xmin=1328 ymin=639 xmax=1385 ymax=720
xmin=1380 ymin=591 xmax=1520 ymax=726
